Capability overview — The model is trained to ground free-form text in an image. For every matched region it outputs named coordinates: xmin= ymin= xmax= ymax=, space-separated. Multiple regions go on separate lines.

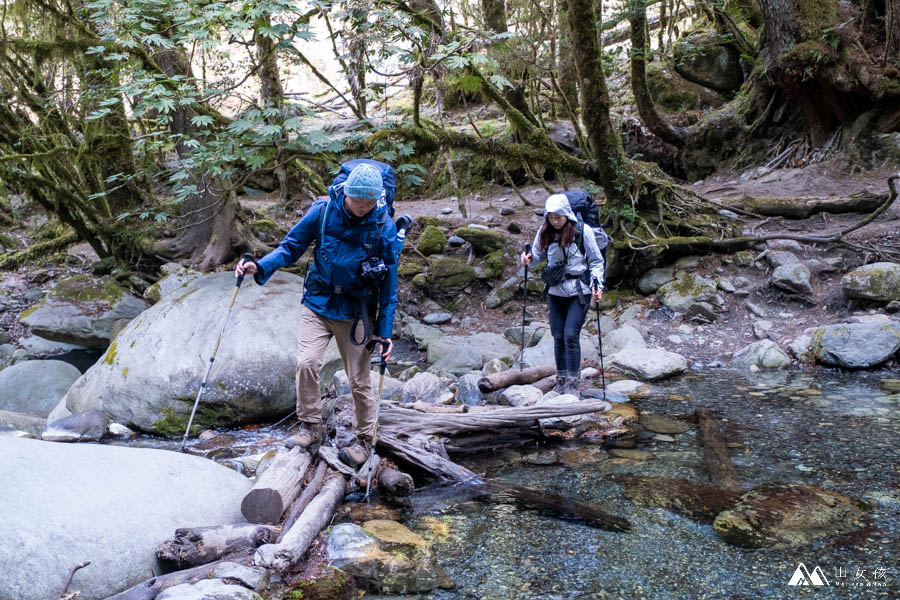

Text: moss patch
xmin=151 ymin=399 xmax=240 ymax=437
xmin=281 ymin=568 xmax=353 ymax=600
xmin=398 ymin=260 xmax=425 ymax=278
xmin=417 ymin=225 xmax=447 ymax=256
xmin=103 ymin=340 xmax=118 ymax=366
xmin=429 ymin=257 xmax=476 ymax=290
xmin=454 ymin=227 xmax=506 ymax=254
xmin=481 ymin=250 xmax=507 ymax=280
xmin=51 ymin=275 xmax=126 ymax=304
xmin=416 ymin=216 xmax=451 ymax=229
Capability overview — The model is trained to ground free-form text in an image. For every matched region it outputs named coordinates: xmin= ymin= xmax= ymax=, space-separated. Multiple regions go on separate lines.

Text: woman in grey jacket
xmin=521 ymin=194 xmax=605 ymax=395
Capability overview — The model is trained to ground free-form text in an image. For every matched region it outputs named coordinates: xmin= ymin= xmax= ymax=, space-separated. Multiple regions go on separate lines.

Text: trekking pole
xmin=180 ymin=253 xmax=253 ymax=452
xmin=520 ymin=243 xmax=530 ymax=371
xmin=592 ymin=277 xmax=606 ymax=399
xmin=365 ymin=340 xmax=387 ymax=503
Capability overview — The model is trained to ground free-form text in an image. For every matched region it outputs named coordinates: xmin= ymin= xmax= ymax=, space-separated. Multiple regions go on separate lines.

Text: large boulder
xmin=453 ymin=226 xmax=506 ymax=254
xmin=0 ymin=437 xmax=251 ymax=600
xmin=62 ymin=272 xmax=304 ymax=435
xmin=427 ymin=332 xmax=517 ymax=375
xmin=656 ymin=274 xmax=717 ymax=313
xmin=19 ymin=275 xmax=150 ymax=348
xmin=841 ymin=262 xmax=900 ymax=302
xmin=606 ymin=348 xmax=688 ymax=380
xmin=143 ymin=263 xmax=203 ymax=304
xmin=637 ymin=268 xmax=675 ymax=295
xmin=811 ymin=322 xmax=900 ymax=368
xmin=732 ymin=340 xmax=792 ymax=370
xmin=425 ymin=257 xmax=476 ymax=295
xmin=401 ymin=317 xmax=443 ymax=350
xmin=604 ymin=325 xmax=647 ymax=355
xmin=0 ymin=359 xmax=81 ymax=416
xmin=713 ymin=484 xmax=868 ymax=548
xmin=485 ymin=276 xmax=520 ymax=309
xmin=416 ymin=225 xmax=447 ymax=256
xmin=646 ymin=62 xmax=726 ymax=111
xmin=672 ymin=31 xmax=744 ymax=93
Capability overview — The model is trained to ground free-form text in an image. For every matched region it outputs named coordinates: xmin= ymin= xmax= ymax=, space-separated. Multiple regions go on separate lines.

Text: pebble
xmin=423 ymin=312 xmax=452 ymax=325
xmin=447 ymin=236 xmax=467 ymax=247
xmin=499 ymin=207 xmax=515 ymax=216
xmin=441 ymin=208 xmax=453 ymax=215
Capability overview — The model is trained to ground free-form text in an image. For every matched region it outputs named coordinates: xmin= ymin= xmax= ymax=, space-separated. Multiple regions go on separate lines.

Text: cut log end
xmin=241 ymin=489 xmax=286 ymax=525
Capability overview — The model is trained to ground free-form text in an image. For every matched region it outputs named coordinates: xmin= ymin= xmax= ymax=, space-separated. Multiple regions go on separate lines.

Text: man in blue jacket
xmin=235 ymin=163 xmax=398 ymax=468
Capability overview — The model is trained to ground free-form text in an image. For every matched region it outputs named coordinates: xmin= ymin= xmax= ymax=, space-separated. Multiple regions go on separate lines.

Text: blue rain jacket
xmin=254 ymin=197 xmax=399 ymax=338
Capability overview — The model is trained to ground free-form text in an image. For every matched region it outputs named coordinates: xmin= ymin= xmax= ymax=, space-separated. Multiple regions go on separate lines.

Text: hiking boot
xmin=338 ymin=437 xmax=372 ymax=469
xmin=552 ymin=374 xmax=567 ymax=394
xmin=565 ymin=377 xmax=581 ymax=397
xmin=284 ymin=422 xmax=323 ymax=450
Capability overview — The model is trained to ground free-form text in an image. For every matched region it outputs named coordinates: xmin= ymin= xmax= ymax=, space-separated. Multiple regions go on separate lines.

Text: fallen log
xmin=105 ymin=561 xmax=227 ymax=600
xmin=478 ymin=365 xmax=556 ymax=393
xmin=696 ymin=408 xmax=740 ymax=490
xmin=378 ymin=467 xmax=414 ymax=498
xmin=277 ymin=460 xmax=327 ymax=543
xmin=727 ymin=192 xmax=886 ymax=219
xmin=156 ymin=524 xmax=278 ymax=569
xmin=241 ymin=447 xmax=312 ymax=524
xmin=442 ymin=428 xmax=543 ymax=454
xmin=254 ymin=474 xmax=347 ymax=571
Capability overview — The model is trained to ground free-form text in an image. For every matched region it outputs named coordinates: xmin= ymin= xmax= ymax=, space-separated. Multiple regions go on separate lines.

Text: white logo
xmin=789 ymin=563 xmax=830 ymax=586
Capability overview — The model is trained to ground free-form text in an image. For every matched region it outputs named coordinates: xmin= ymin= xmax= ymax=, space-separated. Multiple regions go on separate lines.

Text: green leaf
xmin=455 ymin=75 xmax=481 ymax=93
xmin=446 ymin=55 xmax=470 ymax=69
xmin=489 ymin=75 xmax=514 ymax=90
xmin=190 ymin=115 xmax=214 ymax=127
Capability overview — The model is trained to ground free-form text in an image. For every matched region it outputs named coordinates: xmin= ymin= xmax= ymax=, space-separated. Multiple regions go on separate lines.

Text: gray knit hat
xmin=344 ymin=163 xmax=383 ymax=201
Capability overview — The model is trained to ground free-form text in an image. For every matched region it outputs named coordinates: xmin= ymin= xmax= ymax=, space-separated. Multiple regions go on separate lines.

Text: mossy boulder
xmin=427 ymin=257 xmax=475 ymax=293
xmin=398 ymin=259 xmax=426 ymax=278
xmin=646 ymin=62 xmax=726 ymax=111
xmin=453 ymin=226 xmax=506 ymax=254
xmin=479 ymin=250 xmax=507 ymax=280
xmin=841 ymin=262 xmax=900 ymax=302
xmin=417 ymin=225 xmax=446 ymax=256
xmin=416 ymin=216 xmax=450 ymax=229
xmin=672 ymin=31 xmax=744 ymax=93
xmin=656 ymin=273 xmax=717 ymax=312
xmin=713 ymin=484 xmax=868 ymax=548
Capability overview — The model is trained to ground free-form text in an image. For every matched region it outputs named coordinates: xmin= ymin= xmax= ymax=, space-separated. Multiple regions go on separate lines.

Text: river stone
xmin=62 ymin=272 xmax=303 ymax=435
xmin=0 ymin=437 xmax=251 ymax=600
xmin=429 ymin=333 xmax=516 ymax=367
xmin=42 ymin=409 xmax=109 ymax=442
xmin=604 ymin=326 xmax=647 ymax=355
xmin=485 ymin=276 xmax=520 ymax=309
xmin=656 ymin=274 xmax=717 ymax=312
xmin=0 ymin=410 xmax=46 ymax=436
xmin=143 ymin=263 xmax=203 ymax=304
xmin=606 ymin=348 xmax=688 ymax=381
xmin=841 ymin=262 xmax=900 ymax=302
xmin=717 ymin=278 xmax=736 ymax=293
xmin=713 ymin=483 xmax=868 ymax=548
xmin=402 ymin=317 xmax=443 ymax=350
xmin=423 ymin=312 xmax=452 ymax=325
xmin=732 ymin=340 xmax=792 ymax=370
xmin=504 ymin=323 xmax=548 ymax=347
xmin=0 ymin=359 xmax=81 ymax=416
xmin=399 ymin=372 xmax=454 ymax=404
xmin=610 ymin=449 xmax=652 ymax=460
xmin=19 ymin=275 xmax=151 ymax=348
xmin=17 ymin=334 xmax=88 ymax=355
xmin=770 ymin=263 xmax=812 ymax=296
xmin=640 ymin=414 xmax=690 ymax=434
xmin=536 ymin=393 xmax=609 ymax=428
xmin=811 ymin=322 xmax=900 ymax=368
xmin=787 ymin=334 xmax=814 ymax=362
xmin=456 ymin=373 xmax=486 ymax=406
xmin=638 ymin=268 xmax=675 ymax=294
xmin=765 ymin=251 xmax=801 ymax=269
xmin=499 ymin=384 xmax=543 ymax=407
xmin=333 ymin=369 xmax=403 ymax=401
xmin=156 ymin=579 xmax=263 ymax=600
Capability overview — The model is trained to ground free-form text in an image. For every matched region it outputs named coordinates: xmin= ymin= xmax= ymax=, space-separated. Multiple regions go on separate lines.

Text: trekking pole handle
xmin=524 ymin=243 xmax=531 ymax=258
xmin=236 ymin=253 xmax=254 ymax=287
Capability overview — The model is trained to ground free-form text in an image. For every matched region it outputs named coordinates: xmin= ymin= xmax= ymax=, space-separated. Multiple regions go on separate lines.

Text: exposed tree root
xmin=0 ymin=231 xmax=78 ymax=271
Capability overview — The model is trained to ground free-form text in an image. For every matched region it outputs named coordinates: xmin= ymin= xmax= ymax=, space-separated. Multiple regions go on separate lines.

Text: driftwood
xmin=105 ymin=561 xmax=227 ymax=600
xmin=477 ymin=365 xmax=557 ymax=393
xmin=277 ymin=461 xmax=328 ymax=543
xmin=156 ymin=524 xmax=277 ymax=569
xmin=728 ymin=192 xmax=886 ymax=219
xmin=378 ymin=467 xmax=414 ymax=497
xmin=318 ymin=446 xmax=380 ymax=484
xmin=254 ymin=474 xmax=346 ymax=571
xmin=58 ymin=561 xmax=91 ymax=600
xmin=409 ymin=401 xmax=469 ymax=414
xmin=696 ymin=408 xmax=740 ymax=490
xmin=241 ymin=447 xmax=312 ymax=524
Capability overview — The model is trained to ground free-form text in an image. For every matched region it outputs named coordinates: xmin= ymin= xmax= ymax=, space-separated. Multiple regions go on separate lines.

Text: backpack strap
xmin=316 ymin=199 xmax=331 ymax=268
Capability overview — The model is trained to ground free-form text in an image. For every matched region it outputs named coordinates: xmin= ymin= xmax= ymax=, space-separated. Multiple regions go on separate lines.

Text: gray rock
xmin=156 ymin=579 xmax=262 ymax=600
xmin=753 ymin=320 xmax=774 ymax=339
xmin=887 ymin=301 xmax=900 ymax=312
xmin=24 ymin=288 xmax=45 ymax=303
xmin=596 ymin=315 xmax=617 ymax=334
xmin=456 ymin=373 xmax=486 ymax=406
xmin=605 ymin=326 xmax=647 ymax=355
xmin=143 ymin=263 xmax=203 ymax=304
xmin=17 ymin=335 xmax=88 ymax=355
xmin=0 ymin=360 xmax=81 ymax=416
xmin=765 ymin=251 xmax=801 ymax=269
xmin=402 ymin=317 xmax=443 ymax=350
xmin=485 ymin=276 xmax=520 ymax=309
xmin=811 ymin=322 xmax=900 ymax=368
xmin=733 ymin=276 xmax=751 ymax=289
xmin=20 ymin=277 xmax=150 ymax=348
xmin=0 ymin=331 xmax=9 ymax=344
xmin=744 ymin=301 xmax=767 ymax=317
xmin=770 ymin=264 xmax=812 ymax=296
xmin=0 ymin=410 xmax=46 ymax=436
xmin=0 ymin=425 xmax=36 ymax=439
xmin=0 ymin=437 xmax=250 ymax=600
xmin=656 ymin=274 xmax=717 ymax=312
xmin=732 ymin=340 xmax=792 ymax=370
xmin=428 ymin=332 xmax=516 ymax=370
xmin=333 ymin=369 xmax=403 ymax=401
xmin=841 ymin=262 xmax=900 ymax=302
xmin=607 ymin=380 xmax=651 ymax=398
xmin=788 ymin=334 xmax=813 ymax=362
xmin=499 ymin=384 xmax=543 ymax=407
xmin=46 ymin=396 xmax=72 ymax=424
xmin=684 ymin=302 xmax=717 ymax=324
xmin=504 ymin=323 xmax=548 ymax=347
xmin=767 ymin=239 xmax=805 ymax=252
xmin=499 ymin=206 xmax=515 ymax=216
xmin=481 ymin=358 xmax=506 ymax=375
xmin=536 ymin=393 xmax=609 ymax=429
xmin=717 ymin=278 xmax=736 ymax=293
xmin=399 ymin=372 xmax=454 ymax=404
xmin=606 ymin=348 xmax=687 ymax=380
xmin=62 ymin=272 xmax=304 ymax=434
xmin=638 ymin=268 xmax=675 ymax=294
xmin=440 ymin=207 xmax=453 ymax=214
xmin=423 ymin=312 xmax=452 ymax=325
xmin=0 ymin=343 xmax=14 ymax=361
xmin=108 ymin=422 xmax=135 ymax=438
xmin=327 ymin=522 xmax=381 ymax=569
xmin=674 ymin=256 xmax=702 ymax=269
xmin=42 ymin=409 xmax=109 ymax=442
xmin=446 ymin=236 xmax=467 ymax=247
xmin=618 ymin=305 xmax=644 ymax=325
xmin=211 ymin=562 xmax=268 ymax=590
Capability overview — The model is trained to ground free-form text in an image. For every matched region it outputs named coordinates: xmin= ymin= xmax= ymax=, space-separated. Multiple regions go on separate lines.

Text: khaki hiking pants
xmin=295 ymin=304 xmax=376 ymax=439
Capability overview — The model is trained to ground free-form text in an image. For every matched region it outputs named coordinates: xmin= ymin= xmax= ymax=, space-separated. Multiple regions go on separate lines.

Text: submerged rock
xmin=640 ymin=414 xmax=690 ymax=434
xmin=615 ymin=474 xmax=742 ymax=523
xmin=713 ymin=483 xmax=869 ymax=548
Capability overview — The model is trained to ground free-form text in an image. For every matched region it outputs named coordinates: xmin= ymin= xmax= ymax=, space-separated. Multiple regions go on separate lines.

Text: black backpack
xmin=562 ymin=189 xmax=611 ymax=261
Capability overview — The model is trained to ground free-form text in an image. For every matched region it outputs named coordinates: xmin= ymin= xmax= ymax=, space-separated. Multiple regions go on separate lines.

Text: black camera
xmin=361 ymin=256 xmax=388 ymax=282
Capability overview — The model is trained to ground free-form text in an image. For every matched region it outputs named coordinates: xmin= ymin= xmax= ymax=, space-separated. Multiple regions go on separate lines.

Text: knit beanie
xmin=344 ymin=163 xmax=384 ymax=201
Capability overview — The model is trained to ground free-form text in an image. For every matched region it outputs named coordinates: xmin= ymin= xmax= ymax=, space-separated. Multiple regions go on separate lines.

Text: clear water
xmin=392 ymin=369 xmax=900 ymax=600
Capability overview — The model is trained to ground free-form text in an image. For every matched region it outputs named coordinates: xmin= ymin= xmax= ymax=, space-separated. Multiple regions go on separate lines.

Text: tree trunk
xmin=557 ymin=4 xmax=580 ymax=111
xmin=887 ymin=0 xmax=900 ymax=65
xmin=241 ymin=448 xmax=313 ymax=524
xmin=277 ymin=461 xmax=328 ymax=543
xmin=155 ymin=524 xmax=278 ymax=569
xmin=629 ymin=0 xmax=686 ymax=147
xmin=566 ymin=0 xmax=632 ymax=210
xmin=696 ymin=408 xmax=740 ymax=490
xmin=482 ymin=0 xmax=539 ymax=127
xmin=105 ymin=561 xmax=228 ymax=600
xmin=254 ymin=15 xmax=288 ymax=203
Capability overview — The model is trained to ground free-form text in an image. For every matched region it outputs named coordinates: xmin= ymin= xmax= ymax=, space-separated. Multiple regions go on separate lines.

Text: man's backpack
xmin=561 ymin=189 xmax=611 ymax=261
xmin=328 ymin=158 xmax=397 ymax=217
